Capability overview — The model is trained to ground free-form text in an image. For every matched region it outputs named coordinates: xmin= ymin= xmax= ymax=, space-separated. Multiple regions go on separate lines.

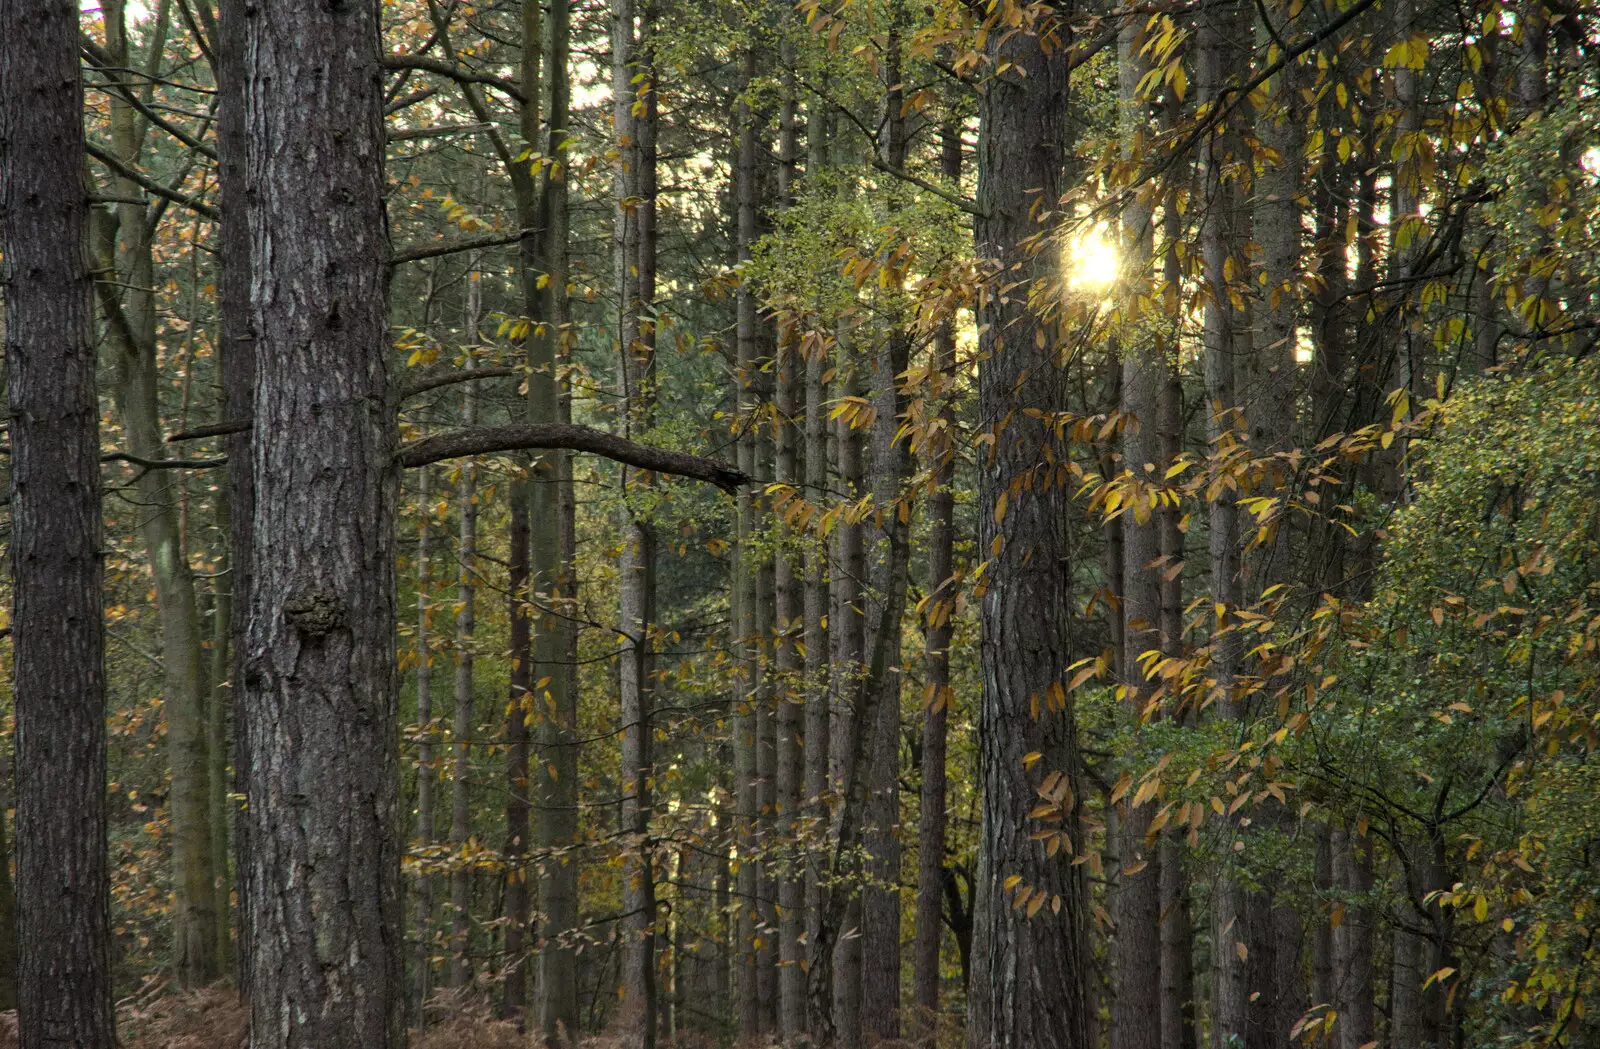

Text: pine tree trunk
xmin=774 ymin=53 xmax=809 ymax=1041
xmin=1332 ymin=827 xmax=1376 ymax=1049
xmin=913 ymin=115 xmax=962 ymax=1046
xmin=966 ymin=9 xmax=1089 ymax=1048
xmin=216 ymin=0 xmax=257 ymax=996
xmin=862 ymin=26 xmax=910 ymax=1039
xmin=415 ymin=466 xmax=438 ymax=1024
xmin=2 ymin=4 xmax=117 ymax=1041
xmin=448 ymin=279 xmax=482 ymax=992
xmin=239 ymin=1 xmax=403 ymax=1043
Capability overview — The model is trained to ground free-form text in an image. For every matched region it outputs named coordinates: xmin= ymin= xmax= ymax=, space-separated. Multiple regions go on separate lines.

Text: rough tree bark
xmin=2 ymin=2 xmax=117 ymax=1043
xmin=913 ymin=114 xmax=962 ymax=1046
xmin=238 ymin=0 xmax=403 ymax=1044
xmin=966 ymin=6 xmax=1090 ymax=1047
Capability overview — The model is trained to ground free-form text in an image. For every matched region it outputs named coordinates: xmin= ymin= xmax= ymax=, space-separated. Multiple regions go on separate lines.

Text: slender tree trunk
xmin=448 ymin=275 xmax=482 ymax=992
xmin=2 ymin=4 xmax=116 ymax=1042
xmin=502 ymin=0 xmax=543 ymax=1019
xmin=802 ymin=99 xmax=835 ymax=1045
xmin=831 ymin=342 xmax=867 ymax=1049
xmin=862 ymin=24 xmax=910 ymax=1039
xmin=415 ymin=466 xmax=438 ymax=1024
xmin=774 ymin=50 xmax=809 ymax=1042
xmin=966 ymin=9 xmax=1089 ymax=1048
xmin=216 ymin=0 xmax=257 ymax=997
xmin=616 ymin=4 xmax=659 ymax=1036
xmin=913 ymin=115 xmax=962 ymax=1047
xmin=733 ymin=44 xmax=765 ymax=1043
xmin=1112 ymin=22 xmax=1163 ymax=1049
xmin=96 ymin=0 xmax=221 ymax=987
xmin=239 ymin=0 xmax=402 ymax=1043
xmin=534 ymin=1 xmax=579 ymax=1031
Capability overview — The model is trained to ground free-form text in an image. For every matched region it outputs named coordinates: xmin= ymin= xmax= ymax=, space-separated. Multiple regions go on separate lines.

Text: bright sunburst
xmin=1065 ymin=224 xmax=1120 ymax=291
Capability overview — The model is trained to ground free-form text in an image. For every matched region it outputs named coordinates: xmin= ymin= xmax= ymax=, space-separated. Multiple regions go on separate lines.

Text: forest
xmin=0 ymin=0 xmax=1597 ymax=1046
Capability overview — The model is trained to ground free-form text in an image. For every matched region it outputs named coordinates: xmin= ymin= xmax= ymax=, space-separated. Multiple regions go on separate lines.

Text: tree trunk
xmin=774 ymin=50 xmax=809 ymax=1042
xmin=616 ymin=2 xmax=659 ymax=1035
xmin=1332 ymin=827 xmax=1376 ymax=1049
xmin=216 ymin=0 xmax=257 ymax=997
xmin=448 ymin=276 xmax=482 ymax=992
xmin=97 ymin=0 xmax=221 ymax=987
xmin=239 ymin=0 xmax=403 ymax=1043
xmin=802 ymin=98 xmax=835 ymax=1045
xmin=913 ymin=114 xmax=962 ymax=1047
xmin=862 ymin=24 xmax=910 ymax=1040
xmin=1113 ymin=21 xmax=1163 ymax=1049
xmin=966 ymin=9 xmax=1089 ymax=1048
xmin=415 ymin=465 xmax=438 ymax=1024
xmin=734 ymin=43 xmax=766 ymax=1044
xmin=2 ymin=4 xmax=117 ymax=1042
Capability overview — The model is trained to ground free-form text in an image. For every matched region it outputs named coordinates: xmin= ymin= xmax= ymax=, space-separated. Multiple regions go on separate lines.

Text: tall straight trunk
xmin=1197 ymin=6 xmax=1254 ymax=1047
xmin=861 ymin=24 xmax=910 ymax=1039
xmin=207 ymin=509 xmax=234 ymax=975
xmin=502 ymin=0 xmax=543 ymax=1018
xmin=216 ymin=0 xmax=257 ymax=996
xmin=831 ymin=344 xmax=867 ymax=1049
xmin=802 ymin=100 xmax=834 ymax=1046
xmin=96 ymin=0 xmax=221 ymax=986
xmin=733 ymin=44 xmax=765 ymax=1044
xmin=0 ymin=794 xmax=16 ymax=1010
xmin=1331 ymin=827 xmax=1376 ymax=1049
xmin=533 ymin=0 xmax=578 ymax=1034
xmin=616 ymin=2 xmax=659 ymax=1036
xmin=913 ymin=115 xmax=962 ymax=1046
xmin=2 ymin=5 xmax=116 ymax=1043
xmin=1112 ymin=22 xmax=1163 ymax=1049
xmin=1157 ymin=88 xmax=1195 ymax=1049
xmin=774 ymin=51 xmax=809 ymax=1042
xmin=239 ymin=0 xmax=402 ymax=1043
xmin=449 ymin=276 xmax=482 ymax=991
xmin=966 ymin=9 xmax=1088 ymax=1048
xmin=415 ymin=466 xmax=438 ymax=1023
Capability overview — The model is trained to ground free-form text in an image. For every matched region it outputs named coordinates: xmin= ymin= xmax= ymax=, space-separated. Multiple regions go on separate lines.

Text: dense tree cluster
xmin=0 ymin=0 xmax=1597 ymax=1046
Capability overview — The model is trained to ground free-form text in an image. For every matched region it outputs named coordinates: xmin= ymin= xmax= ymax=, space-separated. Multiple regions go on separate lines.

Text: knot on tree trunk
xmin=284 ymin=588 xmax=347 ymax=636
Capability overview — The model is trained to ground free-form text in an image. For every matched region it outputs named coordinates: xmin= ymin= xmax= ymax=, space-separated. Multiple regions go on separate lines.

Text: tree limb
xmin=400 ymin=366 xmax=520 ymax=399
xmin=397 ymin=424 xmax=748 ymax=491
xmin=86 ymin=141 xmax=219 ymax=220
xmin=381 ymin=54 xmax=526 ymax=104
xmin=390 ymin=229 xmax=528 ymax=266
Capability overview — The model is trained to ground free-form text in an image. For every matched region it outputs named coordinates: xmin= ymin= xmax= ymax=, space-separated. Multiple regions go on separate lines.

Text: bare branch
xmin=400 ymin=366 xmax=520 ymax=399
xmin=87 ymin=141 xmax=219 ymax=220
xmin=167 ymin=419 xmax=249 ymax=443
xmin=381 ymin=54 xmax=526 ymax=104
xmin=390 ymin=229 xmax=529 ymax=266
xmin=397 ymin=424 xmax=748 ymax=491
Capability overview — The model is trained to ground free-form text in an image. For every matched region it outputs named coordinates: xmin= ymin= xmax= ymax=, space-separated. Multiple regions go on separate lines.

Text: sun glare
xmin=1066 ymin=225 xmax=1120 ymax=291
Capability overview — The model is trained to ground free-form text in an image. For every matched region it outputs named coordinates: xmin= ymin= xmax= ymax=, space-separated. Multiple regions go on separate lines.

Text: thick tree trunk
xmin=966 ymin=10 xmax=1089 ymax=1048
xmin=239 ymin=0 xmax=402 ymax=1044
xmin=913 ymin=115 xmax=962 ymax=1046
xmin=1331 ymin=827 xmax=1376 ymax=1049
xmin=2 ymin=4 xmax=117 ymax=1043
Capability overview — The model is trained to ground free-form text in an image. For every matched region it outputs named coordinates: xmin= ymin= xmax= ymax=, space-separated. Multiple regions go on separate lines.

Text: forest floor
xmin=0 ymin=990 xmax=674 ymax=1049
